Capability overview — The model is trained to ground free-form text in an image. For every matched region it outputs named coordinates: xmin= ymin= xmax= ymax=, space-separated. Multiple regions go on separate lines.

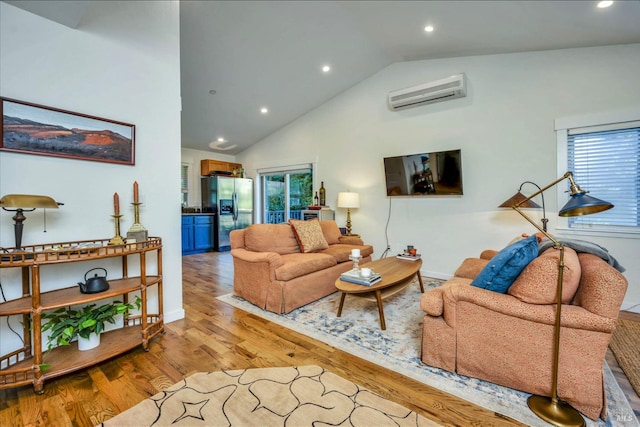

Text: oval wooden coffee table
xmin=335 ymin=257 xmax=424 ymax=330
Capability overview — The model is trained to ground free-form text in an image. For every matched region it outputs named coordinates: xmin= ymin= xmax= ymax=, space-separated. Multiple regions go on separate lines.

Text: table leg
xmin=337 ymin=292 xmax=346 ymax=317
xmin=375 ymin=290 xmax=386 ymax=330
xmin=417 ymin=272 xmax=424 ymax=293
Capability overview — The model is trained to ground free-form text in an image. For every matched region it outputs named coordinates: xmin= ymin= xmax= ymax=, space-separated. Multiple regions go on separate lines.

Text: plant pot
xmin=77 ymin=332 xmax=101 ymax=351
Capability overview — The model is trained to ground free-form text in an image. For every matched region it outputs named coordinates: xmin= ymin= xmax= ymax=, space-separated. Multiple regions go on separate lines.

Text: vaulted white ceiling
xmin=6 ymin=1 xmax=640 ymax=155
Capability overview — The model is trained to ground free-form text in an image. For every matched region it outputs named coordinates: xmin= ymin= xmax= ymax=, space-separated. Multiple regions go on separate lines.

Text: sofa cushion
xmin=470 ymin=235 xmax=538 ymax=293
xmin=275 ymin=253 xmax=337 ymax=281
xmin=573 ymin=253 xmax=628 ymax=318
xmin=320 ymin=244 xmax=374 ymax=263
xmin=244 ymin=223 xmax=300 ymax=255
xmin=289 ymin=219 xmax=329 ymax=253
xmin=319 ymin=220 xmax=342 ymax=245
xmin=338 ymin=235 xmax=364 ymax=245
xmin=508 ymin=247 xmax=581 ymax=304
xmin=454 ymin=258 xmax=490 ymax=280
xmin=480 ymin=249 xmax=498 ymax=260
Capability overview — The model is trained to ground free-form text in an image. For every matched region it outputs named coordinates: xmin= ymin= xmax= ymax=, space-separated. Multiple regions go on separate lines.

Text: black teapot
xmin=78 ymin=268 xmax=110 ymax=294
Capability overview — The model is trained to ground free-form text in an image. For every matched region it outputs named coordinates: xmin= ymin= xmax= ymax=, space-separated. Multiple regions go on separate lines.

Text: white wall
xmin=0 ymin=1 xmax=184 ymax=355
xmin=237 ymin=44 xmax=640 ymax=311
xmin=181 ymin=147 xmax=236 ymax=208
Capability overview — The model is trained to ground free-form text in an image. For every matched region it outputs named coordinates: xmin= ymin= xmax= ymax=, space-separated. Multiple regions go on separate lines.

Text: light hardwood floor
xmin=0 ymin=251 xmax=638 ymax=426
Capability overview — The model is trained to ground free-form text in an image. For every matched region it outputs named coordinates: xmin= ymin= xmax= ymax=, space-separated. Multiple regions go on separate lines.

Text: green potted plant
xmin=41 ymin=297 xmax=141 ymax=352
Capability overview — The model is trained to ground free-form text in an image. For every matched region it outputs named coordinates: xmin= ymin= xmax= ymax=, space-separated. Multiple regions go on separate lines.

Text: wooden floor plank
xmin=0 ymin=250 xmax=637 ymax=426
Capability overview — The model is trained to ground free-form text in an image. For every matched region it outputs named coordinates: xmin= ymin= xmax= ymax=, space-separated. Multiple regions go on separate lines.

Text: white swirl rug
xmin=217 ymin=279 xmax=637 ymax=427
xmin=100 ymin=365 xmax=438 ymax=426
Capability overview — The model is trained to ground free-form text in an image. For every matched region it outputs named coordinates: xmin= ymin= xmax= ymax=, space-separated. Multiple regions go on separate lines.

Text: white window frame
xmin=555 ymin=107 xmax=640 ymax=239
xmin=256 ymin=162 xmax=314 ymax=224
xmin=181 ymin=161 xmax=193 ymax=207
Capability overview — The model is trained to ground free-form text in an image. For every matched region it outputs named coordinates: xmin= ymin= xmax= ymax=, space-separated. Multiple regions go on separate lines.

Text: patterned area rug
xmin=610 ymin=319 xmax=640 ymax=396
xmin=100 ymin=365 xmax=439 ymax=426
xmin=218 ymin=279 xmax=638 ymax=427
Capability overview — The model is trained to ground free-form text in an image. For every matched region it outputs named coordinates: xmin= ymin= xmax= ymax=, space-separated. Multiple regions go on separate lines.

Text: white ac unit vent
xmin=388 ymin=74 xmax=466 ymax=111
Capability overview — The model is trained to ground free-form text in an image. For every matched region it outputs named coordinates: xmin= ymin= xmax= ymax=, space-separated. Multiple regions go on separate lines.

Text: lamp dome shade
xmin=499 ymin=191 xmax=542 ymax=209
xmin=559 ymin=193 xmax=613 ymax=217
xmin=0 ymin=194 xmax=59 ymax=209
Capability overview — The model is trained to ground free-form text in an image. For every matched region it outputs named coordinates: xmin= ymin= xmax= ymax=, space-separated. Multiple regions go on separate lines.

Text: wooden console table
xmin=0 ymin=238 xmax=163 ymax=393
xmin=335 ymin=257 xmax=423 ymax=330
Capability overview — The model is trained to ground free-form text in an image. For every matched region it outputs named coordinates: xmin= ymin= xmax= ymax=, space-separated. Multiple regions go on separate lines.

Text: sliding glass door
xmin=262 ymin=167 xmax=313 ymax=224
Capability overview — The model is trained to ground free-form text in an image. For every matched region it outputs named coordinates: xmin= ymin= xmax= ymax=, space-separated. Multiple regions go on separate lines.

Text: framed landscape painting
xmin=1 ymin=97 xmax=135 ymax=165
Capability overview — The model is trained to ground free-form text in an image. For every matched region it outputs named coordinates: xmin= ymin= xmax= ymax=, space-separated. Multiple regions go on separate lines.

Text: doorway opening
xmin=261 ymin=167 xmax=313 ymax=224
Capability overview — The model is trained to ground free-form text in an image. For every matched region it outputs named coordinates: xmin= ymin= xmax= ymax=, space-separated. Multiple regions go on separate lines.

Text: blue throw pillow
xmin=470 ymin=235 xmax=539 ymax=293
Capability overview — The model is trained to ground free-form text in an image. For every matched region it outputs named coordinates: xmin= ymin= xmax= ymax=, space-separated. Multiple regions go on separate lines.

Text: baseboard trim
xmin=164 ymin=308 xmax=185 ymax=323
xmin=421 ymin=270 xmax=452 ymax=281
xmin=621 ymin=301 xmax=640 ymax=313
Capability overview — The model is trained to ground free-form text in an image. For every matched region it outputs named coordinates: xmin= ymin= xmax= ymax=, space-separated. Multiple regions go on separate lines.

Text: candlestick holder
xmin=126 ymin=202 xmax=148 ymax=242
xmin=109 ymin=214 xmax=125 ymax=246
xmin=348 ymin=254 xmax=361 ymax=273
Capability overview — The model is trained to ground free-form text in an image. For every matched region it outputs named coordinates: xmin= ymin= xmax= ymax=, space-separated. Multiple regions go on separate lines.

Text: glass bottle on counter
xmin=314 ymin=191 xmax=319 ymax=206
xmin=319 ymin=182 xmax=326 ymax=206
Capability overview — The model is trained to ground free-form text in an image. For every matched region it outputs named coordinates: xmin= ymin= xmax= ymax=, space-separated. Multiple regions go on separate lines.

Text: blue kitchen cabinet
xmin=182 ymin=214 xmax=215 ymax=255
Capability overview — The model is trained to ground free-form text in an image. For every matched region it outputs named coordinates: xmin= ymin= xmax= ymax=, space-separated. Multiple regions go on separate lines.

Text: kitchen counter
xmin=181 ymin=212 xmax=215 ymax=215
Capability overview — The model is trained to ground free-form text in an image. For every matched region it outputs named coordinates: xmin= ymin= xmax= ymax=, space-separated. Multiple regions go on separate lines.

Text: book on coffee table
xmin=396 ymin=253 xmax=421 ymax=261
xmin=339 ymin=271 xmax=382 ymax=286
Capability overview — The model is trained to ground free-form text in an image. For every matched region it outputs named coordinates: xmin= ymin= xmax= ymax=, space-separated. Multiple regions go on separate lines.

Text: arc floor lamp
xmin=499 ymin=181 xmax=548 ymax=231
xmin=505 ymin=171 xmax=613 ymax=427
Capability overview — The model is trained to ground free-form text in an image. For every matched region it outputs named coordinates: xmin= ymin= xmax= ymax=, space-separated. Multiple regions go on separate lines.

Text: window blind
xmin=258 ymin=164 xmax=312 ymax=176
xmin=181 ymin=164 xmax=189 ymax=193
xmin=567 ymin=124 xmax=640 ymax=230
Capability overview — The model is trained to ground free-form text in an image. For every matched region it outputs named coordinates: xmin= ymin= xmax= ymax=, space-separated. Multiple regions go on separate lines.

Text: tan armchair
xmin=420 ymin=251 xmax=627 ymax=421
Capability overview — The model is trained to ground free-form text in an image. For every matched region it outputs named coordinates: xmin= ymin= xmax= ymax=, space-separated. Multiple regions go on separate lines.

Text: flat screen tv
xmin=384 ymin=149 xmax=463 ymax=196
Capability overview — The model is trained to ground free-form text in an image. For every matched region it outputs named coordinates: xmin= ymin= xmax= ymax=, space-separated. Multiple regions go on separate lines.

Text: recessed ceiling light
xmin=209 ymin=89 xmax=217 ymax=95
xmin=597 ymin=1 xmax=613 ymax=7
xmin=209 ymin=140 xmax=237 ymax=151
xmin=322 ymin=65 xmax=331 ymax=73
xmin=424 ymin=25 xmax=434 ymax=33
xmin=260 ymin=107 xmax=269 ymax=114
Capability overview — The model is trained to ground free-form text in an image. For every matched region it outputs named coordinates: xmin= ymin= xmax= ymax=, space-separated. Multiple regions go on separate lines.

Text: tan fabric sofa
xmin=420 ymin=248 xmax=627 ymax=421
xmin=230 ymin=220 xmax=373 ymax=314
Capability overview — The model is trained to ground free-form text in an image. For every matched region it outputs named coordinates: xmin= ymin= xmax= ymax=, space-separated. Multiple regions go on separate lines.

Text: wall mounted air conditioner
xmin=388 ymin=73 xmax=466 ymax=111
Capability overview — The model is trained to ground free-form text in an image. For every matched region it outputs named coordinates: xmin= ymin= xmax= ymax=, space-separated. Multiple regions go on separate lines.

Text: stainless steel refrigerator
xmin=201 ymin=176 xmax=253 ymax=251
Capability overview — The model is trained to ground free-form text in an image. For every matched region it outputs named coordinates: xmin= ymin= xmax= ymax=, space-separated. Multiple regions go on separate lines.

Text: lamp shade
xmin=559 ymin=193 xmax=613 ymax=217
xmin=337 ymin=192 xmax=359 ymax=209
xmin=499 ymin=191 xmax=542 ymax=209
xmin=0 ymin=194 xmax=59 ymax=209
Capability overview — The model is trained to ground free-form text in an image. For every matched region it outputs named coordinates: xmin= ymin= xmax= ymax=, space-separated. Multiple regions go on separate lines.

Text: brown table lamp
xmin=1 ymin=194 xmax=62 ymax=250
xmin=506 ymin=172 xmax=613 ymax=427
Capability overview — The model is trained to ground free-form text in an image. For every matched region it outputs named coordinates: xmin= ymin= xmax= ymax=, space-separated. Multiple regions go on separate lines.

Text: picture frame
xmin=1 ymin=97 xmax=135 ymax=165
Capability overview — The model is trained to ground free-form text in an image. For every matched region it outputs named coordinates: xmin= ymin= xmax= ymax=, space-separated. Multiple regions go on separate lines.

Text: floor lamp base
xmin=527 ymin=395 xmax=585 ymax=427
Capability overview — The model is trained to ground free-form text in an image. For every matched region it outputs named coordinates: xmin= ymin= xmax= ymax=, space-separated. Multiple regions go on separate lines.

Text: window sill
xmin=555 ymin=227 xmax=640 ymax=240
